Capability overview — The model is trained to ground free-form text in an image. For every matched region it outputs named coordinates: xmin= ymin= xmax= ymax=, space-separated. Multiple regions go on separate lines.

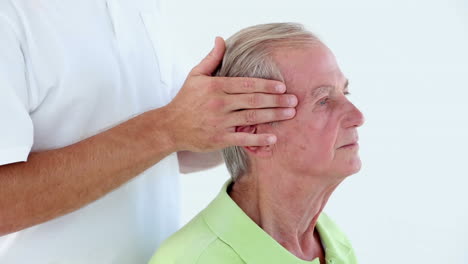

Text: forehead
xmin=272 ymin=43 xmax=346 ymax=96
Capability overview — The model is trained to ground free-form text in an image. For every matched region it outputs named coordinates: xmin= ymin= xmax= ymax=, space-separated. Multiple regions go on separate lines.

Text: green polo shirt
xmin=150 ymin=181 xmax=358 ymax=264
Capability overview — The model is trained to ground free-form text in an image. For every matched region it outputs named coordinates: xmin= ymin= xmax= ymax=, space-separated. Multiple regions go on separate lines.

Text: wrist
xmin=147 ymin=105 xmax=180 ymax=154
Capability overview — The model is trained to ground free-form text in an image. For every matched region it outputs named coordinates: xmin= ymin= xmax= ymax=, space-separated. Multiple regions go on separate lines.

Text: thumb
xmin=191 ymin=36 xmax=226 ymax=76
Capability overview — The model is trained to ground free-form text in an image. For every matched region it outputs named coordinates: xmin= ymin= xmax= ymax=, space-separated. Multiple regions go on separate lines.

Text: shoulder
xmin=149 ymin=213 xmax=245 ymax=264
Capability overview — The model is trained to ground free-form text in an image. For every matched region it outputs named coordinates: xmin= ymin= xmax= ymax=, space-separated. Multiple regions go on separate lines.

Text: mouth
xmin=338 ymin=142 xmax=359 ymax=149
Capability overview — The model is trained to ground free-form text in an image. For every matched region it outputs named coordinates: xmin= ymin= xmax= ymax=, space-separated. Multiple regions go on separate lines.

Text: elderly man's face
xmin=257 ymin=43 xmax=364 ymax=179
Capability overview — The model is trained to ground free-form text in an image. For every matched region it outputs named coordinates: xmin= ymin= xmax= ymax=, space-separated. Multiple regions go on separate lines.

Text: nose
xmin=343 ymin=102 xmax=365 ymax=128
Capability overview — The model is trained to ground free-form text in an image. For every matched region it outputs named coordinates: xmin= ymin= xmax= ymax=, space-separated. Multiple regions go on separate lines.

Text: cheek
xmin=294 ymin=112 xmax=338 ymax=153
xmin=276 ymin=118 xmax=337 ymax=170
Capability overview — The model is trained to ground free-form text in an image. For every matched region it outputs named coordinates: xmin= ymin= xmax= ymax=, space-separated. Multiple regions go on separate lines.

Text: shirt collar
xmin=201 ymin=180 xmax=353 ymax=264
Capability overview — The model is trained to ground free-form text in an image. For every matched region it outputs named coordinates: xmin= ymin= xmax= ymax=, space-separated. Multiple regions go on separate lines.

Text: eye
xmin=344 ymin=91 xmax=351 ymax=96
xmin=319 ymin=97 xmax=329 ymax=106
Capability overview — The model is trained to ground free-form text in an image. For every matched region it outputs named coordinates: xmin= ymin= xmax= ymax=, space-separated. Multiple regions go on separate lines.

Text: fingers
xmin=219 ymin=77 xmax=286 ymax=94
xmin=191 ymin=37 xmax=226 ymax=76
xmin=225 ymin=93 xmax=298 ymax=111
xmin=223 ymin=133 xmax=277 ymax=147
xmin=228 ymin=108 xmax=296 ymax=127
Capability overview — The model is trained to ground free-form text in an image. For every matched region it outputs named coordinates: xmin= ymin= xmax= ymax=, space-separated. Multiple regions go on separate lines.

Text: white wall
xmin=164 ymin=1 xmax=468 ymax=263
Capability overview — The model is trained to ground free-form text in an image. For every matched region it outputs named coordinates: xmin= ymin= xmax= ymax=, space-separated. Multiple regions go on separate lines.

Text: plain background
xmin=164 ymin=1 xmax=468 ymax=263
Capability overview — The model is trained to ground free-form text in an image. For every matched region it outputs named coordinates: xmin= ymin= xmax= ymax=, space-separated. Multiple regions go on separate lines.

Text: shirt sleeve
xmin=0 ymin=15 xmax=34 ymax=165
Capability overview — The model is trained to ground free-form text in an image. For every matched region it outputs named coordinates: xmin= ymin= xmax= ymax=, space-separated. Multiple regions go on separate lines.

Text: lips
xmin=338 ymin=133 xmax=359 ymax=149
xmin=338 ymin=142 xmax=359 ymax=149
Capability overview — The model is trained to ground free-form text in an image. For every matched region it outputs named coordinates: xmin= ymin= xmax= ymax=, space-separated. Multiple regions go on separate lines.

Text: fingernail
xmin=288 ymin=96 xmax=298 ymax=106
xmin=284 ymin=108 xmax=296 ymax=117
xmin=275 ymin=84 xmax=286 ymax=93
xmin=267 ymin=136 xmax=277 ymax=144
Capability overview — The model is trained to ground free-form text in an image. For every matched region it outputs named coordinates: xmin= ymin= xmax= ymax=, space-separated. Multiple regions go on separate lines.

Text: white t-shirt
xmin=0 ymin=0 xmax=184 ymax=263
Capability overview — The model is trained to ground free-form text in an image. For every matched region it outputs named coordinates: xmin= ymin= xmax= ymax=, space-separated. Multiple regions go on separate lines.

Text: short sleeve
xmin=0 ymin=15 xmax=34 ymax=165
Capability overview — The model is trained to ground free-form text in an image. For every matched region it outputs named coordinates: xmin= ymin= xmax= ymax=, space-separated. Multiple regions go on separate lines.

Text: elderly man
xmin=150 ymin=23 xmax=364 ymax=264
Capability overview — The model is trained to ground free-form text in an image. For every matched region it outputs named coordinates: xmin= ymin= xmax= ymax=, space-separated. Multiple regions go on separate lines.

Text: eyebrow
xmin=311 ymin=86 xmax=333 ymax=99
xmin=311 ymin=79 xmax=349 ymax=98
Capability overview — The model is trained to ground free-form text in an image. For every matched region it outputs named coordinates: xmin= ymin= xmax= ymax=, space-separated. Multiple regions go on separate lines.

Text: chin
xmin=336 ymin=157 xmax=362 ymax=178
xmin=346 ymin=159 xmax=362 ymax=176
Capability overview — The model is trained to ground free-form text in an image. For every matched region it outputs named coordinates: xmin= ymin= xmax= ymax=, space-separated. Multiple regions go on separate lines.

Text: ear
xmin=236 ymin=125 xmax=273 ymax=157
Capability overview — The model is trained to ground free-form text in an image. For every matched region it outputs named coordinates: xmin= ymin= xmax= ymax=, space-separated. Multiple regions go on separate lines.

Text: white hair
xmin=215 ymin=22 xmax=319 ymax=182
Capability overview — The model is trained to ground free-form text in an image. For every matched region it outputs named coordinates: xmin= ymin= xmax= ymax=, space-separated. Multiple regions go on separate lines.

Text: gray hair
xmin=215 ymin=22 xmax=319 ymax=182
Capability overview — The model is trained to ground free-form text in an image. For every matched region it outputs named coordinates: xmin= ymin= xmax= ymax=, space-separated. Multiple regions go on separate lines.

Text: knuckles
xmin=206 ymin=78 xmax=222 ymax=92
xmin=277 ymin=95 xmax=286 ymax=106
xmin=241 ymin=79 xmax=255 ymax=90
xmin=186 ymin=76 xmax=220 ymax=93
xmin=248 ymin=94 xmax=261 ymax=107
xmin=245 ymin=110 xmax=257 ymax=124
xmin=209 ymin=133 xmax=224 ymax=147
xmin=206 ymin=98 xmax=225 ymax=111
xmin=204 ymin=116 xmax=223 ymax=128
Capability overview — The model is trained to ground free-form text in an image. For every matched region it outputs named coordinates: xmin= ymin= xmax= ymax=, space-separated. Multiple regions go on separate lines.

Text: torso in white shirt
xmin=0 ymin=0 xmax=181 ymax=263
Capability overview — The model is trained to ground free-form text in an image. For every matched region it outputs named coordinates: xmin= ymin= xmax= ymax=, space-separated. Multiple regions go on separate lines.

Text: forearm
xmin=0 ymin=107 xmax=175 ymax=236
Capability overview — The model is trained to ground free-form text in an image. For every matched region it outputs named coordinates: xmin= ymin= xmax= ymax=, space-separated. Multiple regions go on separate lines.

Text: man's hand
xmin=166 ymin=37 xmax=298 ymax=152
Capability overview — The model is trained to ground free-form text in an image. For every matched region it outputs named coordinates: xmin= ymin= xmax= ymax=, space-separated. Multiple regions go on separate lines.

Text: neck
xmin=229 ymin=166 xmax=342 ymax=261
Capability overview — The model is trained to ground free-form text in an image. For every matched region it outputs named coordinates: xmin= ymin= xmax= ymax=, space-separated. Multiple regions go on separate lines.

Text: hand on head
xmin=166 ymin=37 xmax=298 ymax=152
